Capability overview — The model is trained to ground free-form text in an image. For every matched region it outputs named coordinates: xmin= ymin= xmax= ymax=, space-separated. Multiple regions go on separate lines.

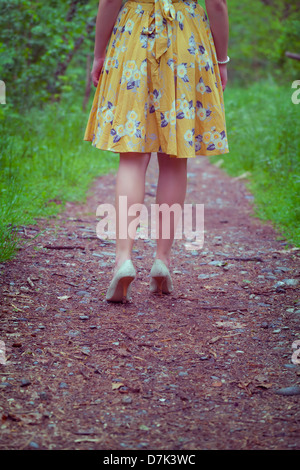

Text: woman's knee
xmin=119 ymin=152 xmax=151 ymax=171
xmin=157 ymin=153 xmax=187 ymax=170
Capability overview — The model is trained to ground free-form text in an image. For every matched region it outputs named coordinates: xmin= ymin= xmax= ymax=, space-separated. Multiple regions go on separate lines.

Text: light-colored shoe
xmin=150 ymin=258 xmax=173 ymax=295
xmin=106 ymin=259 xmax=136 ymax=303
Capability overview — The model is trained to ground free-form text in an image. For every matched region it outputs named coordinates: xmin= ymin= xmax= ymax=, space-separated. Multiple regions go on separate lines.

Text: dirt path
xmin=0 ymin=155 xmax=299 ymax=451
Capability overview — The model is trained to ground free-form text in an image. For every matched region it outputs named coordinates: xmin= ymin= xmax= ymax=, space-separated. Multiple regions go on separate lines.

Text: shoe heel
xmin=150 ymin=259 xmax=173 ymax=295
xmin=106 ymin=260 xmax=136 ymax=303
xmin=121 ymin=276 xmax=135 ymax=302
xmin=152 ymin=276 xmax=165 ymax=295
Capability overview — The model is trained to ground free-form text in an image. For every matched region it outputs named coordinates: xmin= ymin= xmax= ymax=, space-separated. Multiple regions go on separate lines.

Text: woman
xmin=84 ymin=0 xmax=229 ymax=302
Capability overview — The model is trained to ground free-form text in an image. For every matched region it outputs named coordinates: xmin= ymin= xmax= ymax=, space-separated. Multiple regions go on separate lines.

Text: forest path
xmin=0 ymin=154 xmax=299 ymax=451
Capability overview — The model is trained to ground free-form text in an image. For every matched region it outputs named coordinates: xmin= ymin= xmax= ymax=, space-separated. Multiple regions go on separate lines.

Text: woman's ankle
xmin=114 ymin=254 xmax=132 ymax=273
xmin=155 ymin=254 xmax=171 ymax=269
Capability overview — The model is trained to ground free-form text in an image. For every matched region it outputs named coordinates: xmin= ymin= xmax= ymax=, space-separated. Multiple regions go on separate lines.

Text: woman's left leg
xmin=114 ymin=152 xmax=151 ymax=272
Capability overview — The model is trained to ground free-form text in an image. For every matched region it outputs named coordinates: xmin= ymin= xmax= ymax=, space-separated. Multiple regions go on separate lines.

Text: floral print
xmin=84 ymin=0 xmax=229 ymax=158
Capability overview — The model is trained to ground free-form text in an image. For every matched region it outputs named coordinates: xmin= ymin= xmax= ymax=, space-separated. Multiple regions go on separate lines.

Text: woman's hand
xmin=91 ymin=0 xmax=123 ymax=87
xmin=218 ymin=63 xmax=228 ymax=92
xmin=91 ymin=57 xmax=105 ymax=88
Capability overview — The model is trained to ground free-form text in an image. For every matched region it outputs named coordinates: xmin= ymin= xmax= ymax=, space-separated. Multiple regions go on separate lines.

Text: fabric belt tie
xmin=142 ymin=0 xmax=176 ymax=62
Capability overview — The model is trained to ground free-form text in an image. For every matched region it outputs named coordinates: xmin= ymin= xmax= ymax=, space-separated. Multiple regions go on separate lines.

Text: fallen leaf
xmin=112 ymin=382 xmax=125 ymax=390
xmin=81 ymin=347 xmax=90 ymax=356
xmin=254 ymin=375 xmax=273 ymax=389
xmin=139 ymin=424 xmax=150 ymax=431
xmin=27 ymin=277 xmax=34 ymax=288
xmin=212 ymin=381 xmax=223 ymax=387
xmin=232 ymin=171 xmax=251 ymax=181
xmin=238 ymin=380 xmax=252 ymax=389
xmin=209 ymin=336 xmax=222 ymax=344
xmin=274 ymin=247 xmax=300 ymax=254
xmin=208 ymin=348 xmax=218 ymax=359
xmin=74 ymin=438 xmax=103 ymax=443
xmin=214 ymin=159 xmax=224 ymax=168
xmin=11 ymin=304 xmax=23 ymax=311
xmin=215 ymin=321 xmax=246 ymax=329
xmin=20 ymin=412 xmax=44 ymax=425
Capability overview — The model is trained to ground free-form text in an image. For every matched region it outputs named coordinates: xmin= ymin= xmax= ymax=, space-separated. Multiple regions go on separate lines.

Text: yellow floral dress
xmin=84 ymin=0 xmax=229 ymax=158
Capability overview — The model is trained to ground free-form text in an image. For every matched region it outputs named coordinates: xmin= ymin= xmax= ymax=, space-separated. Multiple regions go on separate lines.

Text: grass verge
xmin=211 ymin=80 xmax=300 ymax=248
xmin=0 ymin=95 xmax=118 ymax=262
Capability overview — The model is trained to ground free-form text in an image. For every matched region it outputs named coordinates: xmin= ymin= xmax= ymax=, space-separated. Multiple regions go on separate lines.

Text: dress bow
xmin=154 ymin=0 xmax=176 ymax=60
xmin=141 ymin=0 xmax=176 ymax=61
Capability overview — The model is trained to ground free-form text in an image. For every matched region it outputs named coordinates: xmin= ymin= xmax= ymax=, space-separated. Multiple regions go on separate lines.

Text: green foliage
xmin=0 ymin=0 xmax=96 ymax=109
xmin=1 ymin=0 xmax=299 ymax=111
xmin=199 ymin=0 xmax=300 ymax=84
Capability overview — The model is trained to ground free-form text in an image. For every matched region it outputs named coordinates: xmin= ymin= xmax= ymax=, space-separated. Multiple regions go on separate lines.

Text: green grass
xmin=0 ymin=95 xmax=118 ymax=262
xmin=211 ymin=79 xmax=300 ymax=247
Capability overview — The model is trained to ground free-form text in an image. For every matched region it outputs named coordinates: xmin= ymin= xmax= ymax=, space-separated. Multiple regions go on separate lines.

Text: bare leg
xmin=114 ymin=152 xmax=151 ymax=272
xmin=155 ymin=153 xmax=188 ymax=268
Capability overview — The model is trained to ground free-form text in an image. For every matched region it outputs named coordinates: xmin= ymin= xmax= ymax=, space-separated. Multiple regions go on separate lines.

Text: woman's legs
xmin=114 ymin=152 xmax=151 ymax=272
xmin=155 ymin=153 xmax=188 ymax=268
xmin=113 ymin=151 xmax=187 ymax=275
